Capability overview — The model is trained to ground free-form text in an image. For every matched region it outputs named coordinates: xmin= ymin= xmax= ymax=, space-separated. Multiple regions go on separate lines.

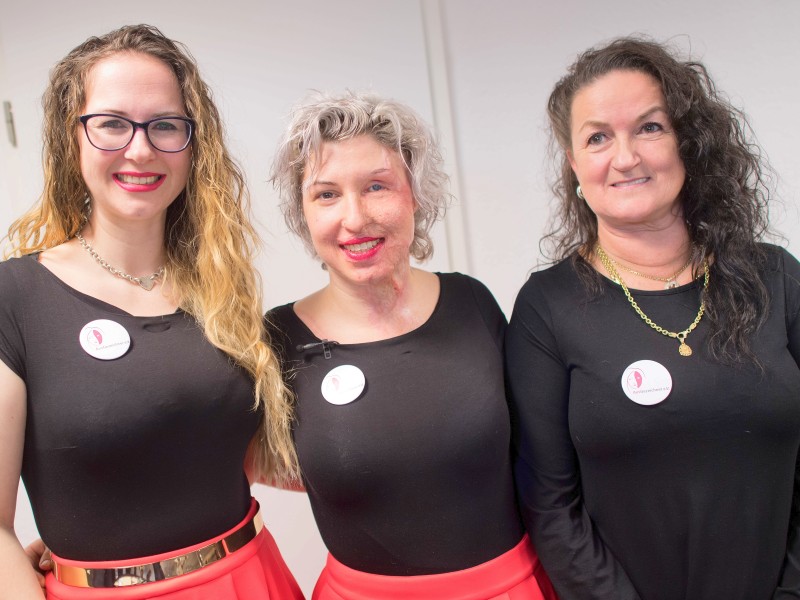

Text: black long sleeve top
xmin=505 ymin=245 xmax=800 ymax=600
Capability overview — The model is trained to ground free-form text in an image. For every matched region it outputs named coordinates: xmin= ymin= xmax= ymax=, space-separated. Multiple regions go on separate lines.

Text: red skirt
xmin=312 ymin=534 xmax=557 ymax=600
xmin=45 ymin=501 xmax=304 ymax=600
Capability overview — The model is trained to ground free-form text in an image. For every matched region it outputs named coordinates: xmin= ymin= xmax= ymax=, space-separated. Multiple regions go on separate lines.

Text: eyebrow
xmin=92 ymin=109 xmax=186 ymax=119
xmin=303 ymin=168 xmax=393 ymax=190
xmin=303 ymin=179 xmax=334 ymax=191
xmin=576 ymin=105 xmax=668 ymax=132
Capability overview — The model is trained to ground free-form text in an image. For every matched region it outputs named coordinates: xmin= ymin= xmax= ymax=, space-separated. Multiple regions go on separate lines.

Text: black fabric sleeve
xmin=464 ymin=274 xmax=507 ymax=353
xmin=0 ymin=261 xmax=26 ymax=378
xmin=774 ymin=247 xmax=800 ymax=599
xmin=505 ymin=275 xmax=641 ymax=600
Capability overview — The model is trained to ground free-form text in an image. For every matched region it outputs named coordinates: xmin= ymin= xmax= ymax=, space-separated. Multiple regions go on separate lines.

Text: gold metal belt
xmin=53 ymin=511 xmax=263 ymax=588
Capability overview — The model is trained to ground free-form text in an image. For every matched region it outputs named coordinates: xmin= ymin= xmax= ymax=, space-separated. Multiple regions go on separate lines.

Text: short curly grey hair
xmin=270 ymin=91 xmax=450 ymax=261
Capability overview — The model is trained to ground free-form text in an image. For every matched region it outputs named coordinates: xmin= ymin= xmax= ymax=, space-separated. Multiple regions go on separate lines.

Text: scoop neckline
xmin=26 ymin=253 xmax=183 ymax=319
xmin=285 ymin=272 xmax=446 ymax=348
xmin=597 ymin=269 xmax=706 ymax=296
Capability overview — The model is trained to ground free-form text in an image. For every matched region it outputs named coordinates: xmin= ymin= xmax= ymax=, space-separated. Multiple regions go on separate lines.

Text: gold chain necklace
xmin=76 ymin=230 xmax=164 ymax=291
xmin=610 ymin=247 xmax=696 ymax=289
xmin=595 ymin=245 xmax=709 ymax=357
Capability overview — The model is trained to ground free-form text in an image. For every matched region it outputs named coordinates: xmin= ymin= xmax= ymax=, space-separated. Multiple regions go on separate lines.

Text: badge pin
xmin=620 ymin=359 xmax=672 ymax=406
xmin=321 ymin=364 xmax=366 ymax=405
xmin=79 ymin=319 xmax=131 ymax=360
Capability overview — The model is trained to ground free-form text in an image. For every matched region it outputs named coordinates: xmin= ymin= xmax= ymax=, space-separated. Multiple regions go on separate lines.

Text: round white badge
xmin=620 ymin=359 xmax=673 ymax=406
xmin=79 ymin=319 xmax=131 ymax=360
xmin=321 ymin=364 xmax=366 ymax=405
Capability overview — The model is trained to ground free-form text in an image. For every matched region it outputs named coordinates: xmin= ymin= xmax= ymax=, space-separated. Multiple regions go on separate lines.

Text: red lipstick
xmin=340 ymin=237 xmax=383 ymax=261
xmin=113 ymin=172 xmax=166 ymax=192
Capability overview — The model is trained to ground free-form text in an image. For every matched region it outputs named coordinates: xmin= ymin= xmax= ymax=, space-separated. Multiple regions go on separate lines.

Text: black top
xmin=505 ymin=245 xmax=800 ymax=600
xmin=268 ymin=272 xmax=524 ymax=575
xmin=0 ymin=255 xmax=257 ymax=560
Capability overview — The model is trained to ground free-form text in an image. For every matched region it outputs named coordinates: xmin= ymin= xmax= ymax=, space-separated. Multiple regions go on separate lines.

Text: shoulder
xmin=757 ymin=243 xmax=800 ymax=310
xmin=758 ymin=243 xmax=800 ymax=274
xmin=265 ymin=302 xmax=298 ymax=353
xmin=756 ymin=243 xmax=800 ymax=290
xmin=0 ymin=257 xmax=38 ymax=378
xmin=438 ymin=272 xmax=504 ymax=316
xmin=436 ymin=272 xmax=506 ymax=346
xmin=0 ymin=255 xmax=39 ymax=297
xmin=508 ymin=256 xmax=595 ymax=341
xmin=529 ymin=255 xmax=580 ymax=284
xmin=0 ymin=254 xmax=38 ymax=275
xmin=438 ymin=271 xmax=497 ymax=301
xmin=266 ymin=302 xmax=296 ymax=329
xmin=514 ymin=256 xmax=582 ymax=306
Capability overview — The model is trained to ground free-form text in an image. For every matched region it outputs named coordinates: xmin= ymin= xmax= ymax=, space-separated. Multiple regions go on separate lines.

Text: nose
xmin=341 ymin=193 xmax=368 ymax=232
xmin=611 ymin=137 xmax=641 ymax=172
xmin=123 ymin=127 xmax=156 ymax=163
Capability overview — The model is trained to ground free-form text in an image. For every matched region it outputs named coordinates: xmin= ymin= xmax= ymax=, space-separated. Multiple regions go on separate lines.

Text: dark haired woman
xmin=505 ymin=37 xmax=800 ymax=599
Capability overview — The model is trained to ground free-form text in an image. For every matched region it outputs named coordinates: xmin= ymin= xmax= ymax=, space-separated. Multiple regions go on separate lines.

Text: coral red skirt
xmin=312 ymin=534 xmax=557 ymax=600
xmin=46 ymin=500 xmax=304 ymax=600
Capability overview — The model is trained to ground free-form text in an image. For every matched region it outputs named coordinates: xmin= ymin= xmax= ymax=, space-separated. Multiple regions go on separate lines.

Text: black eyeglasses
xmin=79 ymin=114 xmax=194 ymax=153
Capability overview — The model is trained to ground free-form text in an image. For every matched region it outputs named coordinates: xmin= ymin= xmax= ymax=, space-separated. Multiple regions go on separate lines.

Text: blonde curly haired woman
xmin=0 ymin=24 xmax=302 ymax=600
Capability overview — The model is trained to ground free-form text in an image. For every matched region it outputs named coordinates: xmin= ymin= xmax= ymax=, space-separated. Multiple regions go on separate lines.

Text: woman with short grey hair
xmin=269 ymin=91 xmax=556 ymax=600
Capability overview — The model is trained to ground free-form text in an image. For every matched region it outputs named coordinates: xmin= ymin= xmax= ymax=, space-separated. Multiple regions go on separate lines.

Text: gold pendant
xmin=678 ymin=342 xmax=692 ymax=357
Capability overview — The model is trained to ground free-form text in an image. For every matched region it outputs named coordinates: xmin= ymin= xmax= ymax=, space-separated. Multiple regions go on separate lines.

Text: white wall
xmin=2 ymin=1 xmax=798 ymax=595
xmin=440 ymin=0 xmax=800 ymax=313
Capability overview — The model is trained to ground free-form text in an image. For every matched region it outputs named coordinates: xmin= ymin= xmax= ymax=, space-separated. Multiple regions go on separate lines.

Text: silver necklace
xmin=75 ymin=230 xmax=164 ymax=291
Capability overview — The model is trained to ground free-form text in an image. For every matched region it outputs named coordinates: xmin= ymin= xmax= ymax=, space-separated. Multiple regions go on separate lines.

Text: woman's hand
xmin=24 ymin=538 xmax=52 ymax=590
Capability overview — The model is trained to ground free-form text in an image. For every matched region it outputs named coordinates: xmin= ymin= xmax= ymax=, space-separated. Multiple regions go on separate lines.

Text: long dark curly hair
xmin=544 ymin=36 xmax=772 ymax=364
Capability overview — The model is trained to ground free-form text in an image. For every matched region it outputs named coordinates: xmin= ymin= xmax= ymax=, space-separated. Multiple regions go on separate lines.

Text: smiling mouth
xmin=612 ymin=177 xmax=649 ymax=188
xmin=115 ymin=174 xmax=162 ymax=185
xmin=342 ymin=239 xmax=381 ymax=253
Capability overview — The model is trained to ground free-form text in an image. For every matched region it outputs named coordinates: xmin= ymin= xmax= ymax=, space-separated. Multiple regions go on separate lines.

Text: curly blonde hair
xmin=6 ymin=24 xmax=298 ymax=482
xmin=270 ymin=91 xmax=450 ymax=261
